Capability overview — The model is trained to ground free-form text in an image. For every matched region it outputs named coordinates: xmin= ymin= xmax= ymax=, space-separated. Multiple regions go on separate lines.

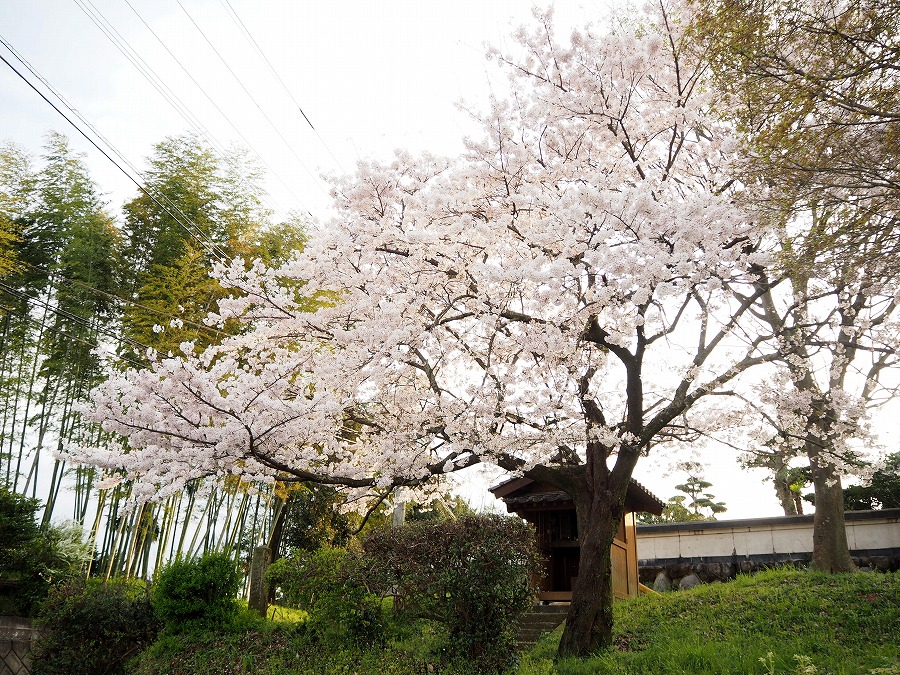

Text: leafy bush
xmin=151 ymin=551 xmax=241 ymax=630
xmin=266 ymin=547 xmax=385 ymax=645
xmin=0 ymin=488 xmax=89 ymax=615
xmin=266 ymin=546 xmax=347 ymax=609
xmin=360 ymin=514 xmax=542 ymax=673
xmin=31 ymin=578 xmax=160 ymax=675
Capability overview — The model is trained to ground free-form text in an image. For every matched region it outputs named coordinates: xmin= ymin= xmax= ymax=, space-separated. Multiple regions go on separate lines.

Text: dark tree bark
xmin=773 ymin=469 xmax=799 ymax=516
xmin=551 ymin=442 xmax=641 ymax=657
xmin=808 ymin=444 xmax=855 ymax=572
xmin=558 ymin=484 xmax=621 ymax=655
xmin=772 ymin=462 xmax=803 ymax=516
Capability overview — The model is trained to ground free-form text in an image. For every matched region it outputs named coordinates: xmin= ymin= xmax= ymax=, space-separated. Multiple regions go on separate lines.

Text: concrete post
xmin=248 ymin=545 xmax=271 ymax=617
xmin=392 ymin=501 xmax=406 ymax=527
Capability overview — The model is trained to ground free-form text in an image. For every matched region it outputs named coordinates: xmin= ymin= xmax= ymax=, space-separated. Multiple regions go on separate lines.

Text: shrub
xmin=151 ymin=551 xmax=241 ymax=630
xmin=31 ymin=578 xmax=160 ymax=675
xmin=0 ymin=489 xmax=89 ymax=616
xmin=360 ymin=514 xmax=542 ymax=673
xmin=266 ymin=547 xmax=385 ymax=645
xmin=266 ymin=546 xmax=347 ymax=609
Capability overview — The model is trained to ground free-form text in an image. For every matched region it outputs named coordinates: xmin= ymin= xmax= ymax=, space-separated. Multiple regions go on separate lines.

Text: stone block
xmin=679 ymin=573 xmax=702 ymax=590
xmin=653 ymin=571 xmax=672 ymax=592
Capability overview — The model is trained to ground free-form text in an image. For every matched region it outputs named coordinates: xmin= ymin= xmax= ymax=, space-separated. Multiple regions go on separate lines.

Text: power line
xmin=116 ymin=0 xmax=317 ymax=216
xmin=68 ymin=0 xmax=250 ymax=257
xmin=0 ymin=280 xmax=152 ymax=361
xmin=218 ymin=0 xmax=346 ymax=174
xmin=174 ymin=0 xmax=331 ymax=199
xmin=0 ymin=36 xmax=228 ymax=263
xmin=19 ymin=261 xmax=227 ymax=340
xmin=74 ymin=0 xmax=228 ymax=159
xmin=70 ymin=0 xmax=294 ymax=225
xmin=13 ymin=313 xmax=146 ymax=371
xmin=0 ymin=37 xmax=231 ymax=265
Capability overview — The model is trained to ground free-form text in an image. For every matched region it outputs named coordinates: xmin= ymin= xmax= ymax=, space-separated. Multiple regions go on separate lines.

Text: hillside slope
xmin=521 ymin=569 xmax=900 ymax=675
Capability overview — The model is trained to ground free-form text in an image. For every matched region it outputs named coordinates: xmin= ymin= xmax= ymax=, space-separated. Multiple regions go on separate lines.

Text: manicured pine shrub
xmin=31 ymin=578 xmax=160 ymax=675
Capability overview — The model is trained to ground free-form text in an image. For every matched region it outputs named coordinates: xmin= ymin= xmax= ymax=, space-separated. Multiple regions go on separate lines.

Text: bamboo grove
xmin=0 ymin=130 xmax=313 ymax=585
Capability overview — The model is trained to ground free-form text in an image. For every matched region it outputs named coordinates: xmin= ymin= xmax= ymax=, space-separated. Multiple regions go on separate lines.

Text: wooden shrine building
xmin=490 ymin=477 xmax=665 ymax=601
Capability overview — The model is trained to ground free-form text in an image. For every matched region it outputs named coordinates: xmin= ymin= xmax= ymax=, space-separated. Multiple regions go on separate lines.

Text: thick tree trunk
xmin=809 ymin=450 xmax=855 ymax=572
xmin=557 ymin=486 xmax=622 ymax=657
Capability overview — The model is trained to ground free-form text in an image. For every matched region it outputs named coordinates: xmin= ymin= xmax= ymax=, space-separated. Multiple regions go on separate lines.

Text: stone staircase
xmin=516 ymin=603 xmax=569 ymax=651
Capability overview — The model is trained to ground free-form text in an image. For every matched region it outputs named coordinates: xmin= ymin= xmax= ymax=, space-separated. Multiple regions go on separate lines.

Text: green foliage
xmin=843 ymin=452 xmax=900 ymax=511
xmin=279 ymin=485 xmax=354 ymax=554
xmin=0 ymin=488 xmax=86 ymax=615
xmin=253 ymin=215 xmax=307 ymax=267
xmin=0 ymin=213 xmax=21 ymax=279
xmin=639 ymin=469 xmax=727 ymax=524
xmin=122 ymin=245 xmax=229 ymax=359
xmin=0 ymin=142 xmax=30 ymax=280
xmin=265 ymin=547 xmax=384 ymax=646
xmin=639 ymin=495 xmax=707 ymax=524
xmin=361 ymin=514 xmax=542 ymax=673
xmin=125 ymin=569 xmax=900 ymax=675
xmin=129 ymin=614 xmax=444 ymax=675
xmin=31 ymin=578 xmax=160 ymax=675
xmin=265 ymin=547 xmax=347 ymax=610
xmin=122 ymin=134 xmax=229 ymax=275
xmin=151 ymin=551 xmax=242 ymax=631
xmin=118 ymin=133 xmax=271 ymax=365
xmin=693 ymin=0 xmax=900 ymax=212
xmin=675 ymin=474 xmax=727 ymax=519
xmin=405 ymin=493 xmax=475 ymax=523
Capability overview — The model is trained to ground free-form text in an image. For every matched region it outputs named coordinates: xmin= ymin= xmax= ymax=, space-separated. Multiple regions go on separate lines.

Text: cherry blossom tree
xmin=737 ymin=209 xmax=900 ymax=572
xmin=693 ymin=0 xmax=900 ymax=572
xmin=75 ymin=3 xmax=775 ymax=655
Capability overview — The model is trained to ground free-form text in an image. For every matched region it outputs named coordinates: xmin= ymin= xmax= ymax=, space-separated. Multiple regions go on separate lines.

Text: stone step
xmin=516 ymin=603 xmax=569 ymax=651
xmin=519 ymin=619 xmax=565 ymax=630
xmin=529 ymin=604 xmax=570 ymax=614
xmin=520 ymin=618 xmax=566 ymax=631
xmin=520 ymin=615 xmax=567 ymax=624
xmin=519 ymin=628 xmax=553 ymax=640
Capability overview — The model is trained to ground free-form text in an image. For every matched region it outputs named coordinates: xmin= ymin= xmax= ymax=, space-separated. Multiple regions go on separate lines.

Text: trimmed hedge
xmin=151 ymin=551 xmax=242 ymax=631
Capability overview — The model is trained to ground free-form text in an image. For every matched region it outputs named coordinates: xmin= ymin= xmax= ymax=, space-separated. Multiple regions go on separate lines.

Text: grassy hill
xmin=522 ymin=569 xmax=900 ymax=675
xmin=131 ymin=569 xmax=899 ymax=674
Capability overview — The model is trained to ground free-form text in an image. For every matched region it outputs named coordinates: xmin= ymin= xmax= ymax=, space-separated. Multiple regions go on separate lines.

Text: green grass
xmin=265 ymin=603 xmax=308 ymax=623
xmin=520 ymin=569 xmax=900 ymax=675
xmin=129 ymin=569 xmax=900 ymax=674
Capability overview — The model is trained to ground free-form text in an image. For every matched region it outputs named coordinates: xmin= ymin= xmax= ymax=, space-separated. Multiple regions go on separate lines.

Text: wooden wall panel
xmin=612 ymin=541 xmax=629 ymax=600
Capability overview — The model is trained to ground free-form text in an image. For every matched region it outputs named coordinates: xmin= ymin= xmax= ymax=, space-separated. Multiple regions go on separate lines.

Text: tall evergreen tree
xmin=0 ymin=143 xmax=29 ymax=281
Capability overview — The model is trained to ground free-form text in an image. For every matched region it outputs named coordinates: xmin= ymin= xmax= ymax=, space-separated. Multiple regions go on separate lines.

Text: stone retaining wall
xmin=636 ymin=509 xmax=900 ymax=589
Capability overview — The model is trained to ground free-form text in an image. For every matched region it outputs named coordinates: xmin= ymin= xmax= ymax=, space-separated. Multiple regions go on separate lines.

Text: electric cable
xmin=109 ymin=0 xmax=317 ymax=217
xmin=218 ymin=0 xmax=346 ymax=174
xmin=19 ymin=261 xmax=228 ymax=340
xmin=0 ymin=280 xmax=153 ymax=358
xmin=74 ymin=0 xmax=229 ymax=160
xmin=0 ymin=38 xmax=231 ymax=265
xmin=174 ymin=0 xmax=331 ymax=199
xmin=7 ymin=312 xmax=146 ymax=370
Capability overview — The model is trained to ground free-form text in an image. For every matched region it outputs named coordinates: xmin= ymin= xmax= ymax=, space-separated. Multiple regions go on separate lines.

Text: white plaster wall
xmin=638 ymin=515 xmax=900 ymax=560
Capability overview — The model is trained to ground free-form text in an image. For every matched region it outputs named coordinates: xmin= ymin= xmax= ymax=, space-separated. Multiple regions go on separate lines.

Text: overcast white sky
xmin=2 ymin=0 xmax=875 ymax=520
xmin=1 ymin=0 xmax=598 ymax=220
